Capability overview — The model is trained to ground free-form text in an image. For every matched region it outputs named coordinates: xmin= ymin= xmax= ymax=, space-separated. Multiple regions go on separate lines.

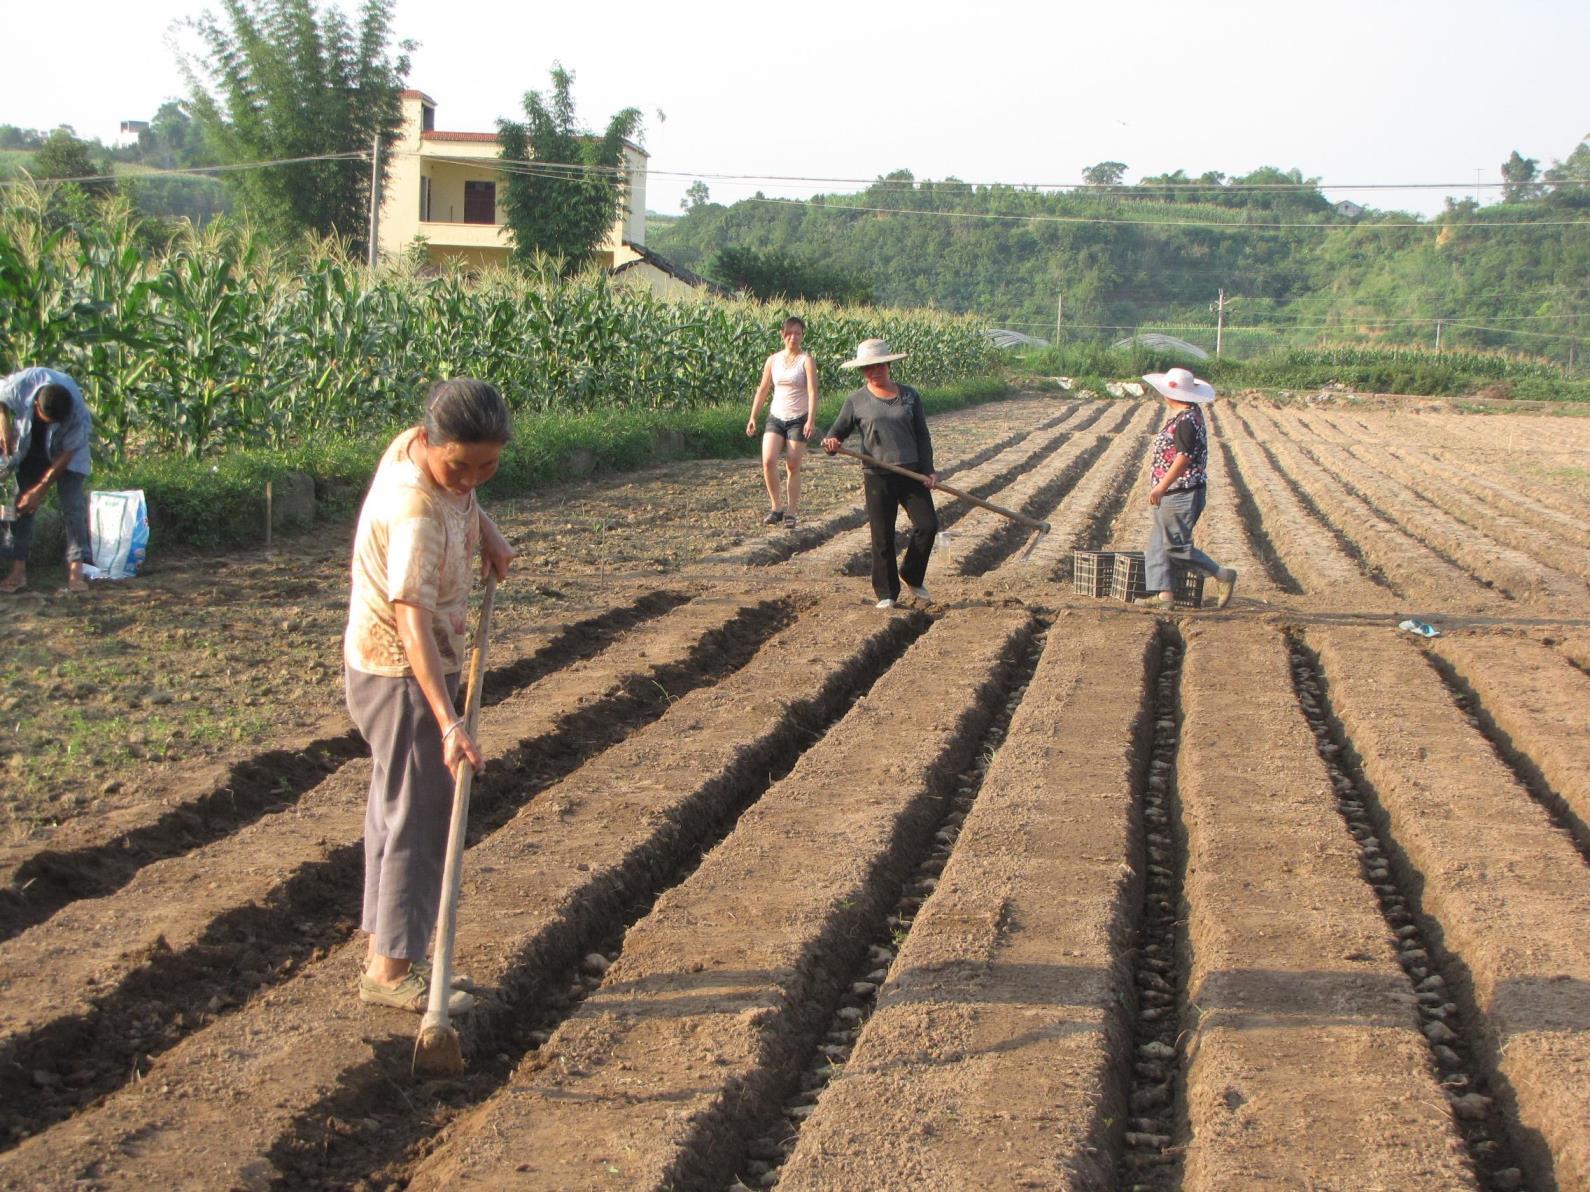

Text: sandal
xmin=762 ymin=509 xmax=784 ymax=526
xmin=358 ymin=968 xmax=475 ymax=1014
xmin=783 ymin=514 xmax=799 ymax=529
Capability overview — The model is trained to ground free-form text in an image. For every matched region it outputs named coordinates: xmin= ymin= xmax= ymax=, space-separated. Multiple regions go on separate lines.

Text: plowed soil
xmin=2 ymin=393 xmax=1587 ymax=1192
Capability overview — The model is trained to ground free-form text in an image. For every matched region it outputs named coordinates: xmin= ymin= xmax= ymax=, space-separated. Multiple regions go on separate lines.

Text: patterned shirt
xmin=1150 ymin=407 xmax=1208 ymax=492
xmin=344 ymin=427 xmax=480 ymax=677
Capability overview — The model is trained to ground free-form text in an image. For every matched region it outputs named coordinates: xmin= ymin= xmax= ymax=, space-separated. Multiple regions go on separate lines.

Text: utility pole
xmin=1055 ymin=293 xmax=1063 ymax=346
xmin=367 ymin=132 xmax=383 ymax=268
xmin=1435 ymin=319 xmax=1444 ymax=354
xmin=1213 ymin=288 xmax=1228 ymax=357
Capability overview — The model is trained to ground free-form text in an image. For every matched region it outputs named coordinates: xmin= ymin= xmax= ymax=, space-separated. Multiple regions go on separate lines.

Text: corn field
xmin=0 ymin=185 xmax=999 ymax=459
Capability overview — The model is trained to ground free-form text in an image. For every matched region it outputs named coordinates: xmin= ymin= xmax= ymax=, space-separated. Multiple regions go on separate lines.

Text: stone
xmin=270 ymin=470 xmax=316 ymax=531
xmin=1422 ymin=1021 xmax=1459 ymax=1045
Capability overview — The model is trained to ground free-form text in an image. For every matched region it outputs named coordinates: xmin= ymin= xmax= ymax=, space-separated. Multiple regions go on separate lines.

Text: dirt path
xmin=4 ymin=392 xmax=1589 ymax=1190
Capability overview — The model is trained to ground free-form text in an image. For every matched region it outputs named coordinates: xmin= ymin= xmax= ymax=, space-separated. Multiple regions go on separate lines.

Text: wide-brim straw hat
xmin=1142 ymin=367 xmax=1216 ymax=403
xmin=840 ymin=338 xmax=909 ymax=370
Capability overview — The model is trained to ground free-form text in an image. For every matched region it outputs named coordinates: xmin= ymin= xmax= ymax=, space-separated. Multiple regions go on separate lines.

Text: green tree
xmin=1501 ymin=150 xmax=1543 ymax=202
xmin=497 ymin=64 xmax=642 ymax=275
xmin=181 ymin=0 xmax=410 ymax=252
xmin=710 ymin=245 xmax=873 ymax=304
xmin=135 ymin=101 xmax=210 ymax=169
xmin=32 ymin=129 xmax=112 ymax=196
xmin=681 ymin=179 xmax=710 ymax=211
xmin=1082 ymin=161 xmax=1127 ymax=187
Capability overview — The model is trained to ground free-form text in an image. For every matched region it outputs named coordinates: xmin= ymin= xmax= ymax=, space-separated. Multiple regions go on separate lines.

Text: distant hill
xmin=648 ymin=160 xmax=1590 ymax=365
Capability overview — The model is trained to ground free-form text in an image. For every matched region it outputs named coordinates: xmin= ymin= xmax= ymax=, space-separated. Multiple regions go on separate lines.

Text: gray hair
xmin=423 ymin=378 xmax=512 ymax=445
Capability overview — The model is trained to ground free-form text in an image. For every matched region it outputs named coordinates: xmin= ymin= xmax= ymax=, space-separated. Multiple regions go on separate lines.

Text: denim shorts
xmin=764 ymin=413 xmax=810 ymax=443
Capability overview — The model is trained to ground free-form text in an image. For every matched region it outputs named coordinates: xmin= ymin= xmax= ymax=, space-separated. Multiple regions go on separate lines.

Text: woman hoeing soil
xmin=344 ymin=379 xmax=516 ymax=1012
xmin=822 ymin=338 xmax=938 ymax=609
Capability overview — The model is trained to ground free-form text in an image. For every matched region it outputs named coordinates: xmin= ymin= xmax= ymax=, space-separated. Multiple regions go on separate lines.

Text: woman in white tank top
xmin=746 ymin=316 xmax=819 ymax=528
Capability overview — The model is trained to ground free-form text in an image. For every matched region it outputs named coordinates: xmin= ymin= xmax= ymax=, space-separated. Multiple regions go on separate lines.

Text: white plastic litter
xmin=88 ymin=489 xmax=150 ymax=579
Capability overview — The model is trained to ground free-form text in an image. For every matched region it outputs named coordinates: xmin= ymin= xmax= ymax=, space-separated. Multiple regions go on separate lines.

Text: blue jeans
xmin=2 ymin=468 xmax=91 ymax=565
xmin=1146 ymin=486 xmax=1221 ymax=593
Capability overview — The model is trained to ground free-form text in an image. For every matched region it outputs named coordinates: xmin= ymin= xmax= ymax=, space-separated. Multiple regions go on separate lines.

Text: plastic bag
xmin=87 ymin=489 xmax=149 ymax=579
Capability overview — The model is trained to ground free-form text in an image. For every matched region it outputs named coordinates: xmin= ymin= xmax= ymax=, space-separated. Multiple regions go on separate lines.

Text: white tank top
xmin=770 ymin=352 xmax=810 ymax=420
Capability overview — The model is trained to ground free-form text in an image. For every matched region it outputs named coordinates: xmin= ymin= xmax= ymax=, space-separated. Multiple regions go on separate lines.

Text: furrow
xmin=1425 ymin=637 xmax=1590 ymax=860
xmin=1220 ymin=415 xmax=1384 ymax=603
xmin=789 ymin=408 xmax=1104 ymax=579
xmin=1275 ymin=413 xmax=1583 ymax=606
xmin=1289 ymin=636 xmax=1538 ymax=1190
xmin=1241 ymin=406 xmax=1485 ymax=610
xmin=1191 ymin=407 xmax=1281 ymax=602
xmin=0 ymin=593 xmax=780 ymax=1152
xmin=1112 ymin=625 xmax=1186 ymax=1190
xmin=1308 ymin=411 xmax=1590 ymax=578
xmin=1178 ymin=622 xmax=1476 ymax=1190
xmin=1026 ymin=403 xmax=1157 ymax=581
xmin=716 ymin=402 xmax=1091 ymax=568
xmin=945 ymin=431 xmax=1110 ymax=576
xmin=1205 ymin=406 xmax=1301 ymax=596
xmin=0 ymin=589 xmax=689 ymax=946
xmin=1309 ymin=627 xmax=1590 ymax=1191
xmin=0 ymin=599 xmax=923 ymax=1189
xmin=773 ymin=615 xmax=1156 ymax=1191
xmin=401 ymin=608 xmax=1034 ymax=1191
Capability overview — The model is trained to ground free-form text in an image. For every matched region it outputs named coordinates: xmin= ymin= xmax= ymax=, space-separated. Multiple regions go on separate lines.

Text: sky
xmin=4 ymin=0 xmax=1587 ymax=218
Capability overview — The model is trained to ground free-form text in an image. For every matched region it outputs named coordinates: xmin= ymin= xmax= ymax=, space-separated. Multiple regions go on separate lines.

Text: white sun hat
xmin=1142 ymin=367 xmax=1216 ymax=403
xmin=840 ymin=338 xmax=909 ymax=370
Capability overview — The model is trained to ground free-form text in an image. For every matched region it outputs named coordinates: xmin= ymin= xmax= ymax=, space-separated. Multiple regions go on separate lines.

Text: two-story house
xmin=376 ymin=90 xmax=648 ymax=271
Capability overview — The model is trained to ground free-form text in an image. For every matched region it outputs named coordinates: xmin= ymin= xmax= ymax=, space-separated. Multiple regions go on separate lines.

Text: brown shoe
xmin=1133 ymin=591 xmax=1175 ymax=610
xmin=358 ymin=969 xmax=475 ymax=1014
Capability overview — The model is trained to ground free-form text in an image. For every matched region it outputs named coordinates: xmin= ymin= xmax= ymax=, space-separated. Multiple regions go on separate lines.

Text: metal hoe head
xmin=1016 ymin=523 xmax=1051 ymax=563
xmin=412 ymin=1010 xmax=464 ymax=1079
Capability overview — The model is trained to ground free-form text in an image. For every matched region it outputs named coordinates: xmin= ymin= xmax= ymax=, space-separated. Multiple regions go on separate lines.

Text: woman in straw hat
xmin=1137 ymin=366 xmax=1237 ymax=610
xmin=821 ymin=338 xmax=938 ymax=609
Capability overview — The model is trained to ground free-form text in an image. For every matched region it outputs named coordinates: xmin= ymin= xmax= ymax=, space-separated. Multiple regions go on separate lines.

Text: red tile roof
xmin=421 ymin=131 xmax=498 ymax=143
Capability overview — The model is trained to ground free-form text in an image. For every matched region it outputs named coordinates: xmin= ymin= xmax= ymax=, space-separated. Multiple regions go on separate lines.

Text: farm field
xmin=1 ymin=393 xmax=1587 ymax=1191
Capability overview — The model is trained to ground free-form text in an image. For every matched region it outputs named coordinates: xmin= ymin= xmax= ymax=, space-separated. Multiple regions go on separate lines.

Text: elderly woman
xmin=821 ymin=338 xmax=937 ymax=609
xmin=746 ymin=315 xmax=819 ymax=529
xmin=1136 ymin=366 xmax=1237 ymax=610
xmin=345 ymin=378 xmax=516 ymax=1013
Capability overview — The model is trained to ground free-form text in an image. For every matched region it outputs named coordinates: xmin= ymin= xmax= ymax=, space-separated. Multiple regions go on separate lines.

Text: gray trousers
xmin=1146 ymin=486 xmax=1223 ymax=593
xmin=346 ymin=665 xmax=460 ymax=961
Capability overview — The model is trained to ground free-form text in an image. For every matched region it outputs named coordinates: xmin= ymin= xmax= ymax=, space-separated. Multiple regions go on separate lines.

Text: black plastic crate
xmin=1108 ymin=551 xmax=1205 ymax=607
xmin=1072 ymin=549 xmax=1117 ymax=598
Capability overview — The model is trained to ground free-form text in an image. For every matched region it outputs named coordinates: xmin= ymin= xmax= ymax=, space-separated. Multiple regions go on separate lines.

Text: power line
xmin=0 ymin=150 xmax=370 ymax=189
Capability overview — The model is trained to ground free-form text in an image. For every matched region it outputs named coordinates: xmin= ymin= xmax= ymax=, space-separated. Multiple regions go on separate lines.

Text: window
xmin=464 ymin=180 xmax=496 ymax=225
xmin=419 ymin=176 xmax=431 ymax=222
xmin=421 ymin=104 xmax=435 ymax=132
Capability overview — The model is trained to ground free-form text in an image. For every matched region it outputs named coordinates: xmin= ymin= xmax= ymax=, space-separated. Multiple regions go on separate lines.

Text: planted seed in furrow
xmin=1310 ymin=628 xmax=1590 ymax=1190
xmin=0 ymin=592 xmax=851 ymax=1185
xmin=775 ymin=614 xmax=1156 ymax=1191
xmin=405 ymin=608 xmax=1033 ymax=1191
xmin=1177 ymin=622 xmax=1475 ymax=1190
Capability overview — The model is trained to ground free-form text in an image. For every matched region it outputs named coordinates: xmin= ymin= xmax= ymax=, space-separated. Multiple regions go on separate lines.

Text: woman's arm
xmin=478 ymin=508 xmax=515 ymax=580
xmin=821 ymin=395 xmax=857 ymax=454
xmin=910 ymin=389 xmax=936 ymax=485
xmin=747 ymin=356 xmax=774 ymax=436
xmin=394 ymin=600 xmax=483 ymax=776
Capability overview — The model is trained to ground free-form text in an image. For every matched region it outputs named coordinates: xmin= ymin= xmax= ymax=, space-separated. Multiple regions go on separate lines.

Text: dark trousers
xmin=2 ymin=466 xmax=91 ymax=565
xmin=863 ymin=471 xmax=938 ymax=601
